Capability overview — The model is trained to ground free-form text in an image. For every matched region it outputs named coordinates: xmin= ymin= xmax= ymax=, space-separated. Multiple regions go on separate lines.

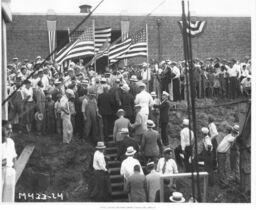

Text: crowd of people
xmin=4 ymin=55 xmax=247 ymax=202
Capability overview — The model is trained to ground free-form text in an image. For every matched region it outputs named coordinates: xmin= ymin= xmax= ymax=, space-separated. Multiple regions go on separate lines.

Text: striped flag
xmin=55 ymin=25 xmax=95 ymax=64
xmin=178 ymin=20 xmax=206 ymax=37
xmin=70 ymin=27 xmax=111 ymax=53
xmin=95 ymin=27 xmax=111 ymax=52
xmin=108 ymin=38 xmax=132 ymax=63
xmin=117 ymin=27 xmax=148 ymax=60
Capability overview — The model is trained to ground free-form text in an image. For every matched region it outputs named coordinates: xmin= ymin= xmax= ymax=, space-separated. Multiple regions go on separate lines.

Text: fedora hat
xmin=201 ymin=127 xmax=209 ymax=134
xmin=162 ymin=91 xmax=169 ymax=96
xmin=116 ymin=109 xmax=125 ymax=116
xmin=150 ymin=91 xmax=157 ymax=97
xmin=232 ymin=124 xmax=240 ymax=133
xmin=35 ymin=112 xmax=44 ymax=121
xmin=130 ymin=75 xmax=138 ymax=82
xmin=121 ymin=84 xmax=130 ymax=92
xmin=147 ymin=120 xmax=155 ymax=128
xmin=120 ymin=128 xmax=129 ymax=134
xmin=137 ymin=82 xmax=146 ymax=88
xmin=96 ymin=142 xmax=106 ymax=149
xmin=183 ymin=119 xmax=189 ymax=126
xmin=163 ymin=147 xmax=172 ymax=154
xmin=169 ymin=192 xmax=185 ymax=203
xmin=125 ymin=146 xmax=136 ymax=156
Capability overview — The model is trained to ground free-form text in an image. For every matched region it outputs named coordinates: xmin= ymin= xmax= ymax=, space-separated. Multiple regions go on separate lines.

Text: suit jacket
xmin=113 ymin=117 xmax=130 ymax=141
xmin=119 ymin=91 xmax=134 ymax=118
xmin=155 ymin=99 xmax=170 ymax=123
xmin=146 ymin=170 xmax=161 ymax=202
xmin=124 ymin=172 xmax=147 ymax=202
xmin=117 ymin=136 xmax=139 ymax=161
xmin=141 ymin=129 xmax=163 ymax=157
xmin=33 ymin=87 xmax=46 ymax=112
xmin=98 ymin=92 xmax=114 ymax=115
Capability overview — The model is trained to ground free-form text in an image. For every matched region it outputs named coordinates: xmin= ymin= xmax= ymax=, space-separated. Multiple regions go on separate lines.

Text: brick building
xmin=6 ymin=12 xmax=251 ymax=66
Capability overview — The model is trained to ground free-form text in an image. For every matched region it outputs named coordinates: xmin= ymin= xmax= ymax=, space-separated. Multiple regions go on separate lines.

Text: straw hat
xmin=125 ymin=146 xmax=136 ymax=156
xmin=183 ymin=119 xmax=189 ymax=126
xmin=96 ymin=142 xmax=106 ymax=149
xmin=129 ymin=75 xmax=138 ymax=82
xmin=232 ymin=124 xmax=240 ymax=133
xmin=120 ymin=128 xmax=129 ymax=134
xmin=150 ymin=91 xmax=157 ymax=97
xmin=35 ymin=112 xmax=44 ymax=121
xmin=201 ymin=127 xmax=209 ymax=134
xmin=147 ymin=120 xmax=155 ymax=128
xmin=116 ymin=109 xmax=125 ymax=116
xmin=169 ymin=192 xmax=185 ymax=203
xmin=162 ymin=91 xmax=169 ymax=96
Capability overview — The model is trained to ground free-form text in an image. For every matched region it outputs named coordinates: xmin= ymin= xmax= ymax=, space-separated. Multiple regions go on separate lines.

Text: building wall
xmin=6 ymin=14 xmax=251 ymax=63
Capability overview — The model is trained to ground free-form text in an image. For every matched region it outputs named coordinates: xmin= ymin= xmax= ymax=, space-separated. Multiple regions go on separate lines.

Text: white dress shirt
xmin=156 ymin=157 xmax=178 ymax=175
xmin=120 ymin=156 xmax=144 ymax=179
xmin=208 ymin=122 xmax=218 ymax=139
xmin=203 ymin=135 xmax=213 ymax=151
xmin=93 ymin=150 xmax=107 ymax=171
xmin=134 ymin=90 xmax=154 ymax=115
xmin=180 ymin=127 xmax=194 ymax=151
xmin=2 ymin=138 xmax=17 ymax=168
xmin=217 ymin=133 xmax=237 ymax=153
xmin=172 ymin=66 xmax=181 ymax=79
xmin=22 ymin=87 xmax=33 ymax=102
xmin=228 ymin=64 xmax=240 ymax=77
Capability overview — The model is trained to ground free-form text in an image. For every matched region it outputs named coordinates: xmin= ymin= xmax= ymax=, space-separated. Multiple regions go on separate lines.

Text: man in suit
xmin=117 ymin=128 xmax=139 ymax=161
xmin=145 ymin=162 xmax=161 ymax=202
xmin=154 ymin=91 xmax=170 ymax=146
xmin=113 ymin=109 xmax=131 ymax=143
xmin=98 ymin=85 xmax=115 ymax=139
xmin=34 ymin=80 xmax=46 ymax=135
xmin=119 ymin=84 xmax=135 ymax=123
xmin=124 ymin=165 xmax=147 ymax=202
xmin=141 ymin=120 xmax=163 ymax=163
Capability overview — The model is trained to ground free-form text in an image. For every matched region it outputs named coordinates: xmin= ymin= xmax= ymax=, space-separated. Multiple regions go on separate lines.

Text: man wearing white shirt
xmin=228 ymin=59 xmax=240 ymax=99
xmin=217 ymin=125 xmax=239 ymax=188
xmin=175 ymin=119 xmax=194 ymax=172
xmin=1 ymin=120 xmax=17 ymax=202
xmin=120 ymin=146 xmax=144 ymax=180
xmin=170 ymin=62 xmax=181 ymax=101
xmin=89 ymin=142 xmax=111 ymax=201
xmin=134 ymin=82 xmax=154 ymax=115
xmin=208 ymin=116 xmax=219 ymax=169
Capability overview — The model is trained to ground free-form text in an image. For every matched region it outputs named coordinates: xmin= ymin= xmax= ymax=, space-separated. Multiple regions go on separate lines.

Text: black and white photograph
xmin=0 ymin=0 xmax=254 ymax=206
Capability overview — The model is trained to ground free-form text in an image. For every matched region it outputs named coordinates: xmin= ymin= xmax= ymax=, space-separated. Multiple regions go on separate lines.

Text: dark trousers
xmin=175 ymin=145 xmax=192 ymax=172
xmin=229 ymin=77 xmax=237 ymax=99
xmin=211 ymin=136 xmax=218 ymax=169
xmin=203 ymin=147 xmax=214 ymax=186
xmin=102 ymin=115 xmax=114 ymax=139
xmin=160 ymin=122 xmax=168 ymax=145
xmin=173 ymin=78 xmax=180 ymax=101
xmin=217 ymin=152 xmax=228 ymax=185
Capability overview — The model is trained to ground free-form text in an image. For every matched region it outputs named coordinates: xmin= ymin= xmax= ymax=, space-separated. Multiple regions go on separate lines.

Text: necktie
xmin=162 ymin=160 xmax=167 ymax=174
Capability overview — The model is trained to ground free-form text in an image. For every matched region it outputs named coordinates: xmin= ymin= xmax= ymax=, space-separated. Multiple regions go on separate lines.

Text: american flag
xmin=70 ymin=27 xmax=111 ymax=53
xmin=55 ymin=25 xmax=95 ymax=64
xmin=108 ymin=38 xmax=132 ymax=62
xmin=178 ymin=20 xmax=206 ymax=37
xmin=117 ymin=27 xmax=148 ymax=60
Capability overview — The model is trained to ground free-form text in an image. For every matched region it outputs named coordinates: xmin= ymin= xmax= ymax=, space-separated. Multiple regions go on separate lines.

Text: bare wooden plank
xmin=160 ymin=172 xmax=208 ymax=179
xmin=15 ymin=144 xmax=35 ymax=184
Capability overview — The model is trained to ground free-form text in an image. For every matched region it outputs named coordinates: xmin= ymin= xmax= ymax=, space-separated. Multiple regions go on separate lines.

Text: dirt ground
xmin=13 ymin=98 xmax=250 ymax=203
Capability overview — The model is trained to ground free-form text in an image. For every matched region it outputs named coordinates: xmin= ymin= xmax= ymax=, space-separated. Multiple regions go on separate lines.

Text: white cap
xmin=183 ymin=119 xmax=189 ymax=126
xmin=201 ymin=127 xmax=209 ymax=134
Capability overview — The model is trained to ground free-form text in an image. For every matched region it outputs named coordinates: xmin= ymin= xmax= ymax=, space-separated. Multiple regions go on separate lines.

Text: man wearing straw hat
xmin=141 ymin=120 xmax=163 ymax=163
xmin=120 ymin=146 xmax=144 ymax=180
xmin=89 ymin=142 xmax=111 ymax=201
xmin=216 ymin=124 xmax=240 ymax=188
xmin=174 ymin=119 xmax=194 ymax=172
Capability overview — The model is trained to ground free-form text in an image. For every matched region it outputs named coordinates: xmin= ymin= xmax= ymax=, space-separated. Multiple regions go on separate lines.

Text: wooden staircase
xmin=105 ymin=138 xmax=128 ymax=202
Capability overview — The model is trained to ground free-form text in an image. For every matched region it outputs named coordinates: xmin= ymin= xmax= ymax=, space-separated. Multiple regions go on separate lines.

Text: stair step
xmin=111 ymin=191 xmax=127 ymax=196
xmin=111 ymin=182 xmax=124 ymax=187
xmin=106 ymin=153 xmax=117 ymax=158
xmin=105 ymin=147 xmax=118 ymax=152
xmin=110 ymin=174 xmax=123 ymax=180
xmin=108 ymin=160 xmax=121 ymax=165
xmin=106 ymin=140 xmax=116 ymax=146
xmin=109 ymin=168 xmax=121 ymax=175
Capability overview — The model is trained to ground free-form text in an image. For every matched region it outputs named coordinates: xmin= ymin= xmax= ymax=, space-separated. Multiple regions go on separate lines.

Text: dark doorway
xmin=56 ymin=30 xmax=69 ymax=50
